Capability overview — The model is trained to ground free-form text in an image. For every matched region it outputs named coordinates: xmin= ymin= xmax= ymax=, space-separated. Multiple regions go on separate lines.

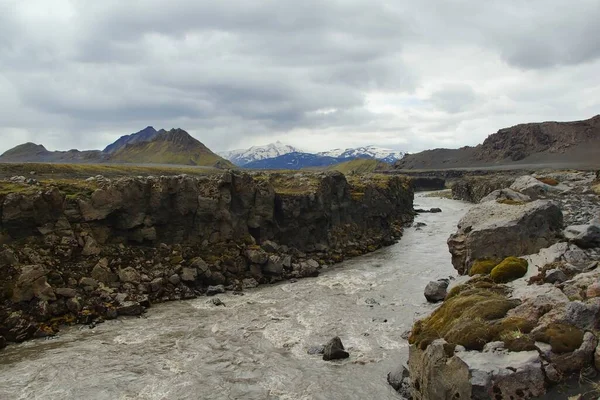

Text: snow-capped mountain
xmin=219 ymin=141 xmax=302 ymax=166
xmin=318 ymin=146 xmax=405 ymax=164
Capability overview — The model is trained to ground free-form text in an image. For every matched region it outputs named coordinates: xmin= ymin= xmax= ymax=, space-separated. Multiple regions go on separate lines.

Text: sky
xmin=1 ymin=0 xmax=599 ymax=155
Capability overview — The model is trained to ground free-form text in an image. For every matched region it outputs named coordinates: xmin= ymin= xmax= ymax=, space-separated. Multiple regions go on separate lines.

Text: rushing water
xmin=0 ymin=194 xmax=471 ymax=400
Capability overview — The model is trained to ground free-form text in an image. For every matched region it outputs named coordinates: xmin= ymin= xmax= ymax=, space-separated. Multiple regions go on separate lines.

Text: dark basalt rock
xmin=323 ymin=336 xmax=349 ymax=361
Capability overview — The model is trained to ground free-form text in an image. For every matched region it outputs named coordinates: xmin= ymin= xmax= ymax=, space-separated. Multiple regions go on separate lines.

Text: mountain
xmin=219 ymin=141 xmax=301 ymax=166
xmin=318 ymin=146 xmax=405 ymax=164
xmin=0 ymin=142 xmax=106 ymax=163
xmin=103 ymin=126 xmax=159 ymax=154
xmin=243 ymin=152 xmax=349 ymax=170
xmin=109 ymin=128 xmax=233 ymax=168
xmin=0 ymin=127 xmax=233 ymax=168
xmin=396 ymin=115 xmax=600 ymax=170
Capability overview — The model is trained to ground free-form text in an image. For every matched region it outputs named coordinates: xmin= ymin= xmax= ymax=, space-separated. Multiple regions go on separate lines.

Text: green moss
xmin=409 ymin=281 xmax=520 ymax=351
xmin=490 ymin=257 xmax=528 ymax=283
xmin=0 ymin=182 xmax=38 ymax=195
xmin=497 ymin=198 xmax=526 ymax=205
xmin=534 ymin=323 xmax=584 ymax=353
xmin=329 ymin=159 xmax=390 ymax=174
xmin=469 ymin=259 xmax=499 ymax=276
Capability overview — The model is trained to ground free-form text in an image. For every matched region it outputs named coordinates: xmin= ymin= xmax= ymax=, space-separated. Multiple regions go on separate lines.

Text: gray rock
xmin=242 ymin=278 xmax=259 ymax=289
xmin=263 ymin=255 xmax=284 ymax=276
xmin=117 ymin=301 xmax=144 ymax=316
xmin=448 ymin=200 xmax=563 ymax=275
xmin=424 ymin=279 xmax=449 ymax=303
xmin=118 ymin=267 xmax=141 ymax=284
xmin=180 ymin=267 xmax=197 ymax=282
xmin=209 ymin=297 xmax=225 ymax=307
xmin=168 ymin=274 xmax=181 ymax=286
xmin=261 ymin=240 xmax=280 ymax=253
xmin=510 ymin=175 xmax=561 ymax=199
xmin=566 ymin=222 xmax=600 ymax=249
xmin=150 ymin=277 xmax=164 ymax=292
xmin=323 ymin=336 xmax=349 ymax=361
xmin=79 ymin=277 xmax=99 ymax=290
xmin=387 ymin=364 xmax=412 ymax=399
xmin=91 ymin=259 xmax=118 ymax=283
xmin=206 ymin=285 xmax=225 ymax=296
xmin=429 ymin=207 xmax=442 ymax=213
xmin=66 ymin=297 xmax=82 ymax=313
xmin=545 ymin=268 xmax=567 ymax=284
xmin=54 ymin=287 xmax=77 ymax=298
xmin=479 ymin=188 xmax=531 ymax=203
xmin=11 ymin=265 xmax=56 ymax=302
xmin=245 ymin=248 xmax=269 ymax=265
xmin=81 ymin=236 xmax=102 ymax=256
xmin=563 ymin=300 xmax=600 ymax=331
xmin=0 ymin=335 xmax=6 ymax=350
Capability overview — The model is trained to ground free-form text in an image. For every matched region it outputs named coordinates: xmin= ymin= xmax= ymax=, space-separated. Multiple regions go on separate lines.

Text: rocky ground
xmin=392 ymin=170 xmax=600 ymax=399
xmin=0 ymin=170 xmax=414 ymax=349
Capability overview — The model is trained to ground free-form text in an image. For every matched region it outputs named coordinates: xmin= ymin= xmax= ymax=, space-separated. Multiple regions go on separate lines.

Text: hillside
xmin=0 ymin=142 xmax=106 ymax=163
xmin=396 ymin=115 xmax=600 ymax=170
xmin=328 ymin=158 xmax=391 ymax=174
xmin=109 ymin=129 xmax=233 ymax=168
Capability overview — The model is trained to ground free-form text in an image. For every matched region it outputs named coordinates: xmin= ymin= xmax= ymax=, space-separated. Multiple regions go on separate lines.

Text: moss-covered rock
xmin=533 ymin=323 xmax=584 ymax=354
xmin=469 ymin=259 xmax=499 ymax=276
xmin=409 ymin=280 xmax=520 ymax=351
xmin=490 ymin=257 xmax=528 ymax=283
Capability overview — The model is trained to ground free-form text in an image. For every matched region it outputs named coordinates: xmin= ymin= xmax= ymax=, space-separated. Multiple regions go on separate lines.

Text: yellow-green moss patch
xmin=533 ymin=323 xmax=584 ymax=353
xmin=469 ymin=259 xmax=500 ymax=276
xmin=490 ymin=257 xmax=528 ymax=283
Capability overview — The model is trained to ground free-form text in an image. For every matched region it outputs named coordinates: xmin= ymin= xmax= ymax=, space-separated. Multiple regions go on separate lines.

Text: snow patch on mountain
xmin=318 ymin=146 xmax=405 ymax=163
xmin=219 ymin=141 xmax=302 ymax=166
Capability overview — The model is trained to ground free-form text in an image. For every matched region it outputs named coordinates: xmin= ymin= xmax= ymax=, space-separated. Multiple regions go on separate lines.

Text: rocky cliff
xmin=395 ymin=115 xmax=600 ymax=170
xmin=0 ymin=171 xmax=413 ymax=347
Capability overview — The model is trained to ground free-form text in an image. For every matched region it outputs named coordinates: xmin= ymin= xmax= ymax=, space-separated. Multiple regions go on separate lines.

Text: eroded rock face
xmin=408 ymin=341 xmax=546 ymax=400
xmin=451 ymin=176 xmax=515 ymax=203
xmin=448 ymin=200 xmax=563 ymax=275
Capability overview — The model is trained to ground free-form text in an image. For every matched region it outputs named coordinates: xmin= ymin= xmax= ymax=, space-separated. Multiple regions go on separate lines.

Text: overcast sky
xmin=1 ymin=0 xmax=599 ymax=155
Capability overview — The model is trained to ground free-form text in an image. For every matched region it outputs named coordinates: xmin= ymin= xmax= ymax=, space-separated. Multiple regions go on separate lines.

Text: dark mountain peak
xmin=103 ymin=126 xmax=159 ymax=154
xmin=156 ymin=128 xmax=204 ymax=148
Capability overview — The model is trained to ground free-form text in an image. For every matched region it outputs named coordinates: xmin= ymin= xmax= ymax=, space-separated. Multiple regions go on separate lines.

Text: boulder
xmin=510 ymin=175 xmax=561 ymax=199
xmin=81 ymin=236 xmax=101 ymax=256
xmin=263 ymin=255 xmax=284 ymax=276
xmin=408 ymin=340 xmax=546 ymax=400
xmin=479 ymin=188 xmax=531 ymax=204
xmin=54 ymin=287 xmax=77 ymax=298
xmin=91 ymin=259 xmax=118 ymax=283
xmin=12 ymin=265 xmax=56 ymax=302
xmin=545 ymin=268 xmax=567 ymax=284
xmin=296 ymin=259 xmax=320 ymax=278
xmin=118 ymin=267 xmax=141 ymax=284
xmin=423 ymin=279 xmax=449 ymax=303
xmin=323 ymin=336 xmax=349 ymax=361
xmin=387 ymin=364 xmax=412 ymax=399
xmin=564 ymin=221 xmax=600 ymax=249
xmin=245 ymin=248 xmax=269 ymax=265
xmin=448 ymin=200 xmax=563 ymax=275
xmin=117 ymin=301 xmax=144 ymax=316
xmin=180 ymin=267 xmax=197 ymax=282
xmin=206 ymin=285 xmax=225 ymax=296
xmin=261 ymin=240 xmax=280 ymax=253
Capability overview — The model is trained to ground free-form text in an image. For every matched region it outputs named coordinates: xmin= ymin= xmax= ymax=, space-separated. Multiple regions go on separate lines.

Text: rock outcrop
xmin=0 ymin=171 xmax=414 ymax=347
xmin=451 ymin=176 xmax=516 ymax=203
xmin=448 ymin=200 xmax=563 ymax=275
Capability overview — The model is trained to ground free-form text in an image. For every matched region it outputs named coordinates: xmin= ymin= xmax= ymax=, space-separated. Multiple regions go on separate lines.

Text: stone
xmin=429 ymin=207 xmax=442 ymax=213
xmin=168 ymin=274 xmax=181 ymax=286
xmin=242 ymin=278 xmax=259 ymax=289
xmin=66 ymin=297 xmax=82 ymax=313
xmin=117 ymin=301 xmax=144 ymax=316
xmin=566 ymin=222 xmax=600 ymax=249
xmin=448 ymin=200 xmax=563 ymax=275
xmin=594 ymin=341 xmax=600 ymax=371
xmin=12 ymin=265 xmax=56 ymax=302
xmin=586 ymin=282 xmax=600 ymax=298
xmin=0 ymin=336 xmax=6 ymax=350
xmin=261 ymin=240 xmax=280 ymax=253
xmin=263 ymin=255 xmax=284 ymax=276
xmin=296 ymin=260 xmax=320 ymax=278
xmin=180 ymin=267 xmax=197 ymax=282
xmin=150 ymin=277 xmax=164 ymax=292
xmin=81 ymin=236 xmax=101 ymax=256
xmin=510 ymin=175 xmax=561 ymax=199
xmin=91 ymin=258 xmax=118 ymax=283
xmin=562 ymin=300 xmax=600 ymax=331
xmin=537 ymin=332 xmax=598 ymax=374
xmin=54 ymin=287 xmax=77 ymax=298
xmin=245 ymin=248 xmax=269 ymax=265
xmin=424 ymin=279 xmax=449 ymax=303
xmin=79 ymin=277 xmax=98 ymax=290
xmin=206 ymin=285 xmax=225 ymax=296
xmin=545 ymin=268 xmax=567 ymax=284
xmin=387 ymin=364 xmax=412 ymax=399
xmin=209 ymin=297 xmax=225 ymax=307
xmin=118 ymin=267 xmax=141 ymax=284
xmin=479 ymin=188 xmax=531 ymax=203
xmin=323 ymin=336 xmax=350 ymax=361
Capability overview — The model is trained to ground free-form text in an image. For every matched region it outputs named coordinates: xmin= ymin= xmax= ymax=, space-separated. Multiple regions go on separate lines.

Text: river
xmin=0 ymin=194 xmax=471 ymax=400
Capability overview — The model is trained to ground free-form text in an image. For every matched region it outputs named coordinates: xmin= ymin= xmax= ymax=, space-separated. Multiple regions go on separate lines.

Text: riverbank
xmin=0 ymin=170 xmax=414 ymax=348
xmin=0 ymin=194 xmax=468 ymax=399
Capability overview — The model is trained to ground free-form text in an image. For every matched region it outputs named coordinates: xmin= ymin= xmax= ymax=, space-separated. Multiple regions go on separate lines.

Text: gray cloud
xmin=0 ymin=0 xmax=599 ymax=155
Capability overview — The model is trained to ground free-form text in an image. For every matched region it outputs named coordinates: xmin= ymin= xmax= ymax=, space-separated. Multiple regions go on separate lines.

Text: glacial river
xmin=0 ymin=194 xmax=471 ymax=400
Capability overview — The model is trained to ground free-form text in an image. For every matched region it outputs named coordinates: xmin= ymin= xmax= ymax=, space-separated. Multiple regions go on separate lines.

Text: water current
xmin=0 ymin=194 xmax=471 ymax=400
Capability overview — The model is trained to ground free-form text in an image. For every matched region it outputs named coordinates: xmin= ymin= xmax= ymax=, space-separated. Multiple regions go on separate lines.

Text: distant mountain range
xmin=219 ymin=143 xmax=405 ymax=169
xmin=0 ymin=127 xmax=233 ymax=169
xmin=395 ymin=115 xmax=600 ymax=170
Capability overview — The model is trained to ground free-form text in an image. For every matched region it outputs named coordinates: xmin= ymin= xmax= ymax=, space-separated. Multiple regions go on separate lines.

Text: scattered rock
xmin=117 ymin=301 xmax=144 ymax=316
xmin=307 ymin=345 xmax=325 ymax=355
xmin=168 ymin=274 xmax=181 ymax=286
xmin=118 ymin=267 xmax=141 ymax=285
xmin=180 ymin=267 xmax=197 ymax=282
xmin=423 ymin=279 xmax=449 ymax=303
xmin=545 ymin=268 xmax=567 ymax=284
xmin=479 ymin=188 xmax=531 ymax=204
xmin=206 ymin=285 xmax=225 ymax=296
xmin=245 ymin=248 xmax=269 ymax=265
xmin=323 ymin=336 xmax=350 ymax=361
xmin=12 ymin=265 xmax=56 ymax=302
xmin=387 ymin=364 xmax=412 ymax=399
xmin=0 ymin=336 xmax=6 ymax=350
xmin=209 ymin=297 xmax=225 ymax=307
xmin=242 ymin=278 xmax=259 ymax=289
xmin=261 ymin=240 xmax=280 ymax=253
xmin=54 ymin=287 xmax=77 ymax=298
